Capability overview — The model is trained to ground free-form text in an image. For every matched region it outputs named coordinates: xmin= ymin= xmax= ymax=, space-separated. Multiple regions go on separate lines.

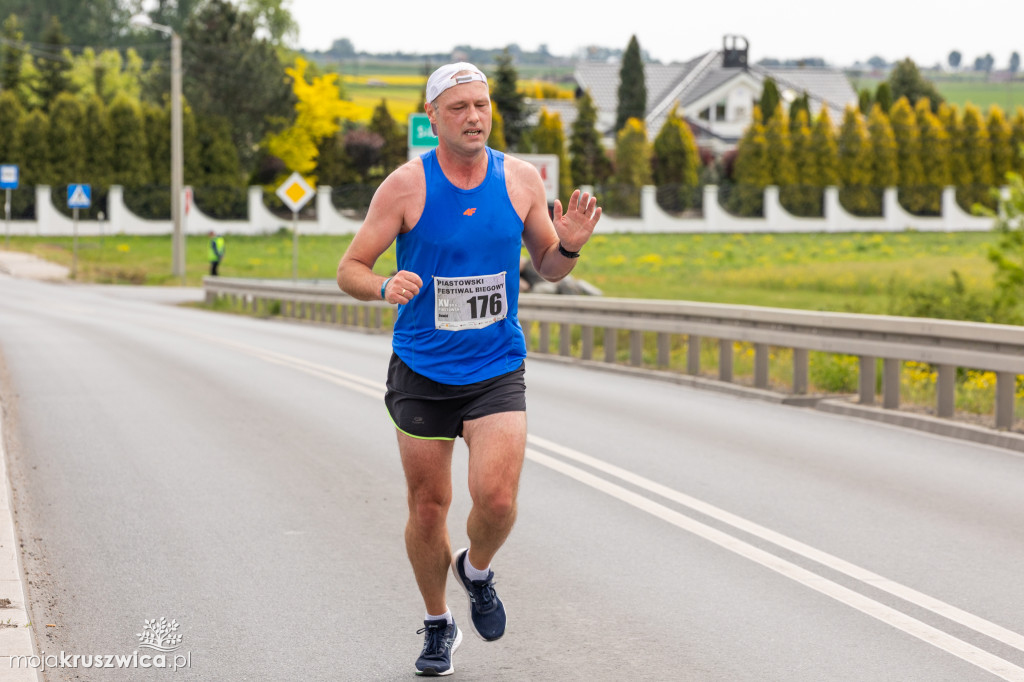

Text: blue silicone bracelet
xmin=380 ymin=277 xmax=392 ymax=300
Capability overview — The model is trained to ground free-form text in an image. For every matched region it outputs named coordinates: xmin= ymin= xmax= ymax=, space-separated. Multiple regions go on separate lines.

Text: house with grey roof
xmin=542 ymin=36 xmax=857 ymax=156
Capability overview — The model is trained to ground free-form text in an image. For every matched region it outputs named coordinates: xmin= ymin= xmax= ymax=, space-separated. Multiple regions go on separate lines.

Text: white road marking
xmin=527 ymin=434 xmax=1024 ymax=656
xmin=183 ymin=334 xmax=1024 ymax=678
xmin=526 ymin=448 xmax=1024 ymax=682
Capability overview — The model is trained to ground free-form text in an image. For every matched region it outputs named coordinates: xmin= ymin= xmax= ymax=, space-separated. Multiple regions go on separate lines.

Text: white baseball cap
xmin=425 ymin=62 xmax=488 ymax=103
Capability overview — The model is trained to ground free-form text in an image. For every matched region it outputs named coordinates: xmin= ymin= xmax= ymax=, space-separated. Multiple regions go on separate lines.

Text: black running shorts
xmin=384 ymin=353 xmax=526 ymax=440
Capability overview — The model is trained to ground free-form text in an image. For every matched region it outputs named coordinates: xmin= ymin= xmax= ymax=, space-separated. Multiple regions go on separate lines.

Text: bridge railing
xmin=203 ymin=277 xmax=1024 ymax=431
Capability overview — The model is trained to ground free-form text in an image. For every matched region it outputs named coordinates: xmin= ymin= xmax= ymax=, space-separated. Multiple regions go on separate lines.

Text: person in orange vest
xmin=207 ymin=231 xmax=225 ymax=276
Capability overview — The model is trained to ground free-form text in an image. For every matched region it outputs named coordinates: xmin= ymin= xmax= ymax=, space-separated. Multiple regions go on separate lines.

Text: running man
xmin=337 ymin=62 xmax=601 ymax=676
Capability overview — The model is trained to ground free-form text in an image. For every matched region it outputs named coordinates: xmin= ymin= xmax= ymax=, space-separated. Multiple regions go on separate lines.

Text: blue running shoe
xmin=451 ymin=548 xmax=506 ymax=641
xmin=415 ymin=619 xmax=461 ymax=676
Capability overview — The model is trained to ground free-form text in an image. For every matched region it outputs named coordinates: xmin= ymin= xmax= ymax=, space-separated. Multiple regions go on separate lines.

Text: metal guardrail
xmin=203 ymin=277 xmax=1024 ymax=430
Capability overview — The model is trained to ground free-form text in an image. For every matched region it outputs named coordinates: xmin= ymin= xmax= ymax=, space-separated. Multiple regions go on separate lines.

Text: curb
xmin=0 ymin=414 xmax=42 ymax=680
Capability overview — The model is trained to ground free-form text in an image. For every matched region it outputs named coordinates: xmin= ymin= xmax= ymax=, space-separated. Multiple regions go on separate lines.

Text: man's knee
xmin=471 ymin=481 xmax=517 ymax=523
xmin=408 ymin=490 xmax=451 ymax=530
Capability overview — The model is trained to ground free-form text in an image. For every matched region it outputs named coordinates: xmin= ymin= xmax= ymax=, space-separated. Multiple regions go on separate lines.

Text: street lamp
xmin=132 ymin=15 xmax=184 ymax=282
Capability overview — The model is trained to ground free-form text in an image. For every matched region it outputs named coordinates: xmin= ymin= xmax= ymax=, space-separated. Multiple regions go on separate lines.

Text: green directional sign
xmin=407 ymin=113 xmax=438 ymax=159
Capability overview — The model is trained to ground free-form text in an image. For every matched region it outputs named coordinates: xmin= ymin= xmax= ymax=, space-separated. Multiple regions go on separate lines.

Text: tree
xmin=108 ymin=92 xmax=151 ymax=187
xmin=0 ymin=14 xmax=24 ymax=97
xmin=0 ymin=90 xmax=24 ymax=171
xmin=34 ymin=15 xmax=71 ymax=110
xmin=609 ymin=117 xmax=650 ymax=215
xmin=915 ymin=98 xmax=951 ymax=214
xmin=1010 ymin=106 xmax=1024 ymax=173
xmin=810 ymin=107 xmax=840 ymax=190
xmin=837 ymin=106 xmax=875 ymax=215
xmin=82 ymin=95 xmax=114 ymax=192
xmin=867 ymin=104 xmax=898 ymax=213
xmin=368 ymin=100 xmax=407 ymax=177
xmin=988 ymin=105 xmax=1014 ymax=186
xmin=783 ymin=108 xmax=824 ymax=216
xmin=764 ymin=103 xmax=795 ymax=189
xmin=986 ymin=170 xmax=1024 ymax=315
xmin=488 ymin=103 xmax=507 ymax=152
xmin=532 ymin=108 xmax=572 ymax=202
xmin=241 ymin=0 xmax=299 ymax=46
xmin=857 ymin=88 xmax=872 ymax=115
xmin=194 ymin=114 xmax=245 ymax=218
xmin=651 ymin=104 xmax=700 ymax=212
xmin=68 ymin=48 xmax=144 ymax=104
xmin=263 ymin=57 xmax=356 ymax=182
xmin=759 ymin=77 xmax=780 ymax=123
xmin=889 ymin=97 xmax=927 ymax=213
xmin=0 ymin=0 xmax=136 ymax=48
xmin=874 ymin=81 xmax=893 ymax=112
xmin=20 ymin=109 xmax=50 ymax=188
xmin=959 ymin=103 xmax=994 ymax=210
xmin=491 ymin=49 xmax=527 ymax=150
xmin=888 ymin=58 xmax=944 ymax=111
xmin=730 ymin=106 xmax=771 ymax=216
xmin=615 ymin=35 xmax=646 ymax=132
xmin=788 ymin=91 xmax=810 ymax=129
xmin=568 ymin=89 xmax=611 ymax=187
xmin=46 ymin=93 xmax=86 ymax=186
xmin=183 ymin=0 xmax=293 ymax=172
xmin=938 ymin=103 xmax=972 ymax=210
xmin=1011 ymin=52 xmax=1021 ymax=77
xmin=948 ymin=50 xmax=962 ymax=70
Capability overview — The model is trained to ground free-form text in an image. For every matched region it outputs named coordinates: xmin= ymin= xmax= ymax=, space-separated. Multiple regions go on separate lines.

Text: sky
xmin=288 ymin=0 xmax=1023 ymax=69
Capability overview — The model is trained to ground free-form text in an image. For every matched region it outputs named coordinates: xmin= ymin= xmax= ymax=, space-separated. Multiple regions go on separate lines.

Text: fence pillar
xmin=604 ymin=328 xmax=617 ymax=363
xmin=657 ymin=333 xmax=671 ymax=368
xmin=719 ymin=339 xmax=733 ymax=382
xmin=859 ymin=356 xmax=876 ymax=405
xmin=559 ymin=323 xmax=571 ymax=357
xmin=630 ymin=331 xmax=643 ymax=366
xmin=538 ymin=321 xmax=550 ymax=354
xmin=687 ymin=335 xmax=701 ymax=375
xmin=581 ymin=325 xmax=594 ymax=360
xmin=936 ymin=364 xmax=955 ymax=418
xmin=754 ymin=343 xmax=769 ymax=389
xmin=883 ymin=358 xmax=901 ymax=409
xmin=996 ymin=371 xmax=1016 ymax=430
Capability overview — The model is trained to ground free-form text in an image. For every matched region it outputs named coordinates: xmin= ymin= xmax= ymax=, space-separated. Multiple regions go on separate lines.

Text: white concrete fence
xmin=3 ymin=183 xmax=997 ymax=237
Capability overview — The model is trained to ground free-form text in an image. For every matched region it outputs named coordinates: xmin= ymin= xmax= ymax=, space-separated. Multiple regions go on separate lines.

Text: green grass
xmin=847 ymin=74 xmax=1024 ymax=110
xmin=2 ymin=229 xmax=1001 ymax=317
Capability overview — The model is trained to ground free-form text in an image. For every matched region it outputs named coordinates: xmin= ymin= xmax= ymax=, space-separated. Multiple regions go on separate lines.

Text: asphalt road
xmin=1 ymin=276 xmax=1023 ymax=681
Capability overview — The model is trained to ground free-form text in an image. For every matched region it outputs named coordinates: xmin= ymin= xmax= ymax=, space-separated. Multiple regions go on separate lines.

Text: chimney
xmin=722 ymin=35 xmax=749 ymax=68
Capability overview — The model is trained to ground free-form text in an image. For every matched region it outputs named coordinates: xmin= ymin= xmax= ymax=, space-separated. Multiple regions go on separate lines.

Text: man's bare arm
xmin=516 ymin=161 xmax=601 ymax=283
xmin=337 ymin=162 xmax=425 ymax=304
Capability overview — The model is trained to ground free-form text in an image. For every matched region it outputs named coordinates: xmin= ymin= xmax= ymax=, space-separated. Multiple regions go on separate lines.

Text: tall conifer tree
xmin=615 ymin=35 xmax=646 ymax=132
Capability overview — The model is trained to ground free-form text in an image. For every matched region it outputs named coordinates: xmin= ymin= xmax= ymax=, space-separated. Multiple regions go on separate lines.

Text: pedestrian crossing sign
xmin=67 ymin=184 xmax=91 ymax=209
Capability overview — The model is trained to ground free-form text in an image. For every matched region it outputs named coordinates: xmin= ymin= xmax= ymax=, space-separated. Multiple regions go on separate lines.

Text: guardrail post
xmin=581 ymin=325 xmax=594 ymax=360
xmin=719 ymin=339 xmax=733 ymax=382
xmin=604 ymin=328 xmax=617 ymax=363
xmin=630 ymin=331 xmax=643 ymax=366
xmin=754 ymin=343 xmax=769 ymax=389
xmin=520 ymin=320 xmax=533 ymax=351
xmin=859 ymin=356 xmax=876 ymax=405
xmin=538 ymin=322 xmax=551 ymax=353
xmin=793 ymin=348 xmax=808 ymax=394
xmin=936 ymin=364 xmax=955 ymax=418
xmin=883 ymin=358 xmax=900 ymax=409
xmin=559 ymin=323 xmax=571 ymax=356
xmin=687 ymin=335 xmax=700 ymax=375
xmin=657 ymin=332 xmax=670 ymax=368
xmin=996 ymin=371 xmax=1015 ymax=430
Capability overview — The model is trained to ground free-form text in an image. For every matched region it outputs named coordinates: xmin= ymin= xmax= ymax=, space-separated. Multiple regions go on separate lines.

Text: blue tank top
xmin=392 ymin=147 xmax=527 ymax=385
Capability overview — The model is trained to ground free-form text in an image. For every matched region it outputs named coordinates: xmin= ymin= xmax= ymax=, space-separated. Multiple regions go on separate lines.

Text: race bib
xmin=433 ymin=272 xmax=508 ymax=330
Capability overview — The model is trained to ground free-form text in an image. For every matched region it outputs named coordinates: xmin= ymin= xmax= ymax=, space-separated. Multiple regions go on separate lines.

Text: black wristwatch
xmin=558 ymin=242 xmax=580 ymax=259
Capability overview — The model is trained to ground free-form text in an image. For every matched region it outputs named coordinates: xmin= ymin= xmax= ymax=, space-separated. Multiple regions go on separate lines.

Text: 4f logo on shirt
xmin=463 ymin=208 xmax=477 ymax=216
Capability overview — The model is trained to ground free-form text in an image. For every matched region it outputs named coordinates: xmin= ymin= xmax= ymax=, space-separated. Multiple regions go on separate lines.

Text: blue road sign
xmin=0 ymin=165 xmax=18 ymax=190
xmin=67 ymin=184 xmax=91 ymax=209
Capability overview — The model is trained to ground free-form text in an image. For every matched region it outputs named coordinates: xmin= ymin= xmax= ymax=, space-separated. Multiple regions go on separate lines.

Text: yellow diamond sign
xmin=275 ymin=172 xmax=315 ymax=212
